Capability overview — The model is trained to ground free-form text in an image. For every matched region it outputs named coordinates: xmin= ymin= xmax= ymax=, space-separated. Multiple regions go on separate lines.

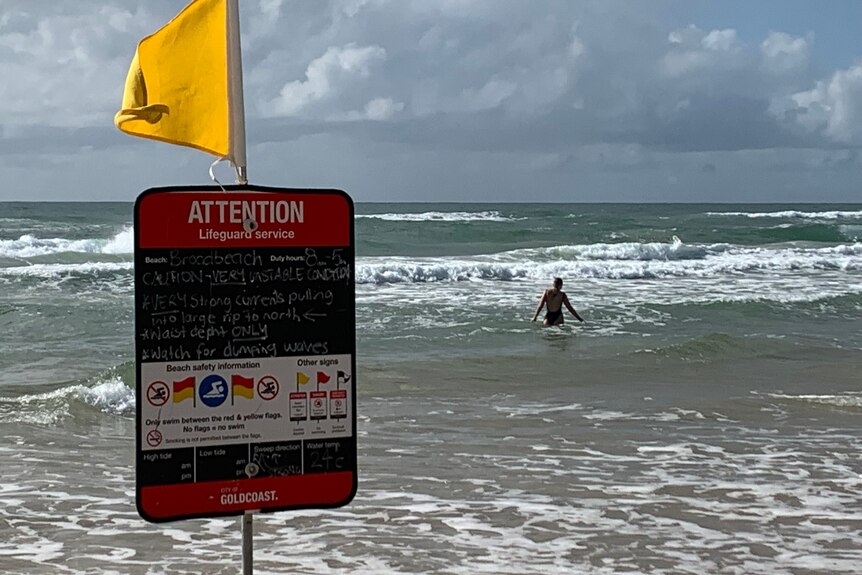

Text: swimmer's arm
xmin=563 ymin=294 xmax=585 ymax=322
xmin=531 ymin=291 xmax=547 ymax=321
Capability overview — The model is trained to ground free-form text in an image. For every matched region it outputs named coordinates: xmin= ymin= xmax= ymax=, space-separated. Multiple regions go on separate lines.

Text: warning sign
xmin=134 ymin=186 xmax=356 ymax=523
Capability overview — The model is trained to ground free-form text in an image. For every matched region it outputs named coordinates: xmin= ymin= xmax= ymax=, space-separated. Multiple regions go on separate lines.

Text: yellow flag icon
xmin=114 ymin=0 xmax=232 ymax=158
xmin=296 ymin=372 xmax=310 ymax=385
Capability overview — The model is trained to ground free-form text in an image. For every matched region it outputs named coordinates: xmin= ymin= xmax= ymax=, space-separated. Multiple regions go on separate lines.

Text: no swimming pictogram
xmin=257 ymin=375 xmax=279 ymax=400
xmin=147 ymin=381 xmax=170 ymax=406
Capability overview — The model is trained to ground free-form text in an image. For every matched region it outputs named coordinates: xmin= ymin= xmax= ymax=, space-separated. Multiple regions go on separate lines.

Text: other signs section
xmin=135 ymin=186 xmax=356 ymax=522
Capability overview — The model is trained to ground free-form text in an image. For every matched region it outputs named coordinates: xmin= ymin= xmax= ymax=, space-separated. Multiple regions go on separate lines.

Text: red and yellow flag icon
xmin=231 ymin=375 xmax=254 ymax=400
xmin=296 ymin=372 xmax=310 ymax=385
xmin=173 ymin=377 xmax=195 ymax=404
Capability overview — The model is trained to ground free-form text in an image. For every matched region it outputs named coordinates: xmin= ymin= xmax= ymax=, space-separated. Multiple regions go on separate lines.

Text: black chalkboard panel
xmin=196 ymin=444 xmax=250 ymax=482
xmin=139 ymin=448 xmax=195 ymax=486
xmin=136 ymin=246 xmax=354 ymax=362
xmin=251 ymin=441 xmax=303 ymax=477
xmin=303 ymin=438 xmax=354 ymax=474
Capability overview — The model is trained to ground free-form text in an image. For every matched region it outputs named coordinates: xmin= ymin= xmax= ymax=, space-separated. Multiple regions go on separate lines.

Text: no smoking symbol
xmin=257 ymin=376 xmax=279 ymax=400
xmin=146 ymin=381 xmax=169 ymax=406
xmin=146 ymin=429 xmax=163 ymax=447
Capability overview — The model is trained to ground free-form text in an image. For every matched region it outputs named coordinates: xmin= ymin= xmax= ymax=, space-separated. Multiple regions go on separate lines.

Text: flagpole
xmin=226 ymin=0 xmax=248 ymax=185
xmin=227 ymin=2 xmax=252 ymax=571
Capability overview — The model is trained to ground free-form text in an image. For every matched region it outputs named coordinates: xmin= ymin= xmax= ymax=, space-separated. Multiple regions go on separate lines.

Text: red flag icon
xmin=316 ymin=371 xmax=331 ymax=384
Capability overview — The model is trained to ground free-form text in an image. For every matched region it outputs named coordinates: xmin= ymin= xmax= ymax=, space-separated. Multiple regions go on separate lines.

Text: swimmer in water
xmin=531 ymin=277 xmax=585 ymax=326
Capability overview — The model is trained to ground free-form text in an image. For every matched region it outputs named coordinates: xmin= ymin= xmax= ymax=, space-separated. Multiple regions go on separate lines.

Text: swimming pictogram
xmin=199 ymin=374 xmax=228 ymax=407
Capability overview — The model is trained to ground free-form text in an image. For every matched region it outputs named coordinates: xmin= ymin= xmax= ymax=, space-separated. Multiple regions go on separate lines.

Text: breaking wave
xmin=707 ymin=209 xmax=862 ymax=220
xmin=357 ymin=211 xmax=524 ymax=222
xmin=765 ymin=392 xmax=862 ymax=411
xmin=0 ymin=363 xmax=135 ymax=424
xmin=356 ymin=241 xmax=862 ymax=283
xmin=0 ymin=226 xmax=133 ymax=258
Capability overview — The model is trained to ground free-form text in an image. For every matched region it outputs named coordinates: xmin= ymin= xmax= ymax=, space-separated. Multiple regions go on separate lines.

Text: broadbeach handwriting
xmin=169 ymin=250 xmax=263 ymax=268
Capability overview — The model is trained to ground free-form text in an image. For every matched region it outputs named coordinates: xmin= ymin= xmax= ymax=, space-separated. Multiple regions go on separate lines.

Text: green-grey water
xmin=1 ymin=202 xmax=861 ymax=574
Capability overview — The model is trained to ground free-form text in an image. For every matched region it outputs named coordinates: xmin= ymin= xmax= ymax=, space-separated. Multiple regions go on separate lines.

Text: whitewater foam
xmin=81 ymin=379 xmax=135 ymax=415
xmin=354 ymin=241 xmax=862 ymax=284
xmin=0 ymin=379 xmax=134 ymax=424
xmin=0 ymin=226 xmax=133 ymax=258
xmin=357 ymin=211 xmax=523 ymax=222
xmin=766 ymin=392 xmax=862 ymax=410
xmin=707 ymin=209 xmax=862 ymax=220
xmin=0 ymin=261 xmax=133 ymax=278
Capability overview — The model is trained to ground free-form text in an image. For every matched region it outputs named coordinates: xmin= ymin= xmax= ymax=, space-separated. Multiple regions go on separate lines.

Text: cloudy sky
xmin=1 ymin=0 xmax=861 ymax=202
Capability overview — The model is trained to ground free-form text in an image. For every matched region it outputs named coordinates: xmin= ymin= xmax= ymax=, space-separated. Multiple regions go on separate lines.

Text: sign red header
xmin=137 ymin=186 xmax=351 ymax=249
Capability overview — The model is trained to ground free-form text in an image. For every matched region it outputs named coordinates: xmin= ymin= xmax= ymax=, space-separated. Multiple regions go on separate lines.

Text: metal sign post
xmin=243 ymin=512 xmax=253 ymax=574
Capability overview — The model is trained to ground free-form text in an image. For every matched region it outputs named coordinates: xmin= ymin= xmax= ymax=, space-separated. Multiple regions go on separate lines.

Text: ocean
xmin=1 ymin=201 xmax=861 ymax=574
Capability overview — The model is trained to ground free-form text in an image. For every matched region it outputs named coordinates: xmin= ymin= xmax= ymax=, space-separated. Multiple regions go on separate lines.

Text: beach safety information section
xmin=134 ymin=185 xmax=356 ymax=522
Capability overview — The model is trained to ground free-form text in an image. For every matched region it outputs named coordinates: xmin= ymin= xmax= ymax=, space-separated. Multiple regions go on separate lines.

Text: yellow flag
xmin=115 ymin=0 xmax=230 ymax=158
xmin=296 ymin=372 xmax=310 ymax=385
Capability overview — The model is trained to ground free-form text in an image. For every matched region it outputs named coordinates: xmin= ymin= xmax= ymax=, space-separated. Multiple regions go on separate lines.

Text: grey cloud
xmin=770 ymin=62 xmax=862 ymax=145
xmin=2 ymin=0 xmax=839 ymax=153
xmin=1 ymin=0 xmax=861 ymax=201
xmin=240 ymin=2 xmax=847 ymax=155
